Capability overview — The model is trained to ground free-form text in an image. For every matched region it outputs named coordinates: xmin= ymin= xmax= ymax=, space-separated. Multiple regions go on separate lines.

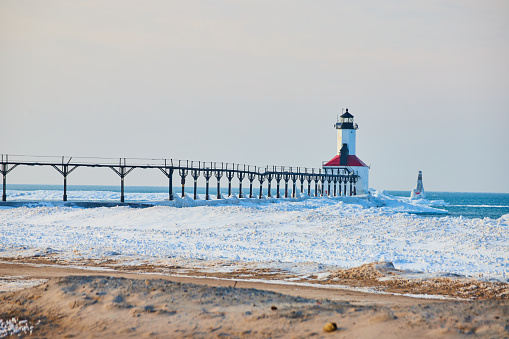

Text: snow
xmin=0 ymin=318 xmax=35 ymax=338
xmin=0 ymin=190 xmax=508 ymax=281
xmin=0 ymin=276 xmax=48 ymax=292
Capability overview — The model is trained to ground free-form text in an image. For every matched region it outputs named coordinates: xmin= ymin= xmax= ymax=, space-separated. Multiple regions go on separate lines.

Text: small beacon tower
xmin=323 ymin=109 xmax=370 ymax=194
xmin=410 ymin=171 xmax=425 ymax=199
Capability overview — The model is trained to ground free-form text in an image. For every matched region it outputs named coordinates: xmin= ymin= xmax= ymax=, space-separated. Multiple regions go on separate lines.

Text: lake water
xmin=387 ymin=190 xmax=509 ymax=220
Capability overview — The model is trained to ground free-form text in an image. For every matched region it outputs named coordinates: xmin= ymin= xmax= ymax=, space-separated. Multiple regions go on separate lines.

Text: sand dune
xmin=1 ymin=262 xmax=508 ymax=338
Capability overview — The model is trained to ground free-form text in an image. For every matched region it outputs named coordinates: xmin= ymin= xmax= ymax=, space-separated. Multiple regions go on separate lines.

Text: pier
xmin=0 ymin=154 xmax=359 ymax=202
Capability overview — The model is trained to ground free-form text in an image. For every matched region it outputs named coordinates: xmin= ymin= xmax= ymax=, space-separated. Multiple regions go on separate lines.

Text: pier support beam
xmin=266 ymin=172 xmax=273 ymax=198
xmin=275 ymin=174 xmax=282 ymax=198
xmin=110 ymin=159 xmax=135 ymax=203
xmin=226 ymin=170 xmax=234 ymax=197
xmin=178 ymin=168 xmax=189 ymax=198
xmin=204 ymin=170 xmax=212 ymax=200
xmin=283 ymin=173 xmax=290 ymax=198
xmin=247 ymin=173 xmax=256 ymax=198
xmin=237 ymin=170 xmax=245 ymax=198
xmin=51 ymin=157 xmax=78 ymax=201
xmin=191 ymin=169 xmax=200 ymax=200
xmin=159 ymin=166 xmax=174 ymax=200
xmin=1 ymin=169 xmax=5 ymax=202
xmin=258 ymin=174 xmax=265 ymax=199
xmin=291 ymin=174 xmax=297 ymax=198
xmin=1 ymin=156 xmax=19 ymax=202
xmin=215 ymin=170 xmax=223 ymax=199
xmin=320 ymin=176 xmax=325 ymax=197
xmin=333 ymin=176 xmax=338 ymax=197
xmin=307 ymin=176 xmax=311 ymax=196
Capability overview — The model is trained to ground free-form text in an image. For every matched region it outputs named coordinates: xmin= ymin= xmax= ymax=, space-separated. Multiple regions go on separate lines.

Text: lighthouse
xmin=410 ymin=171 xmax=425 ymax=199
xmin=323 ymin=109 xmax=370 ymax=194
xmin=335 ymin=108 xmax=357 ymax=156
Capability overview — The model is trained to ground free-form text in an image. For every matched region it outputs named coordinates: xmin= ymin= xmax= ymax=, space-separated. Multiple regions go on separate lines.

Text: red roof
xmin=323 ymin=155 xmax=368 ymax=167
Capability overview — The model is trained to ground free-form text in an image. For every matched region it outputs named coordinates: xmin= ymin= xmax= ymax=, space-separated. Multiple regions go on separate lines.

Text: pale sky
xmin=1 ymin=1 xmax=508 ymax=192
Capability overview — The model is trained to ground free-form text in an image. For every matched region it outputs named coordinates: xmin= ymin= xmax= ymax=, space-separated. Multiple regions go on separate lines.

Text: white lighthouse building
xmin=323 ymin=109 xmax=370 ymax=194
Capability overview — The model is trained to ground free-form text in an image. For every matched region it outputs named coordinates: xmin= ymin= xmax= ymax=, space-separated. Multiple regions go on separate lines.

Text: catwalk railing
xmin=0 ymin=154 xmax=360 ymax=202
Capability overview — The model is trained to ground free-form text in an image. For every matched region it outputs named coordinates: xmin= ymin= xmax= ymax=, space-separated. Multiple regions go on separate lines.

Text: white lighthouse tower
xmin=336 ymin=109 xmax=357 ymax=156
xmin=323 ymin=109 xmax=370 ymax=194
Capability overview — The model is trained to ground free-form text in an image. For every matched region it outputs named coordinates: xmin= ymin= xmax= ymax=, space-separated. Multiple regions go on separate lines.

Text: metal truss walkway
xmin=1 ymin=154 xmax=359 ymax=202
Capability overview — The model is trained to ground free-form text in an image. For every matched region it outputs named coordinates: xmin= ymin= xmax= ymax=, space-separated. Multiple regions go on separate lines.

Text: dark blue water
xmin=388 ymin=191 xmax=509 ymax=220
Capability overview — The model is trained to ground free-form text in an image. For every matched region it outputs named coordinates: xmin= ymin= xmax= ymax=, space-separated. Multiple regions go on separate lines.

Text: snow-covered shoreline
xmin=0 ymin=188 xmax=449 ymax=213
xmin=1 ymin=191 xmax=507 ymax=281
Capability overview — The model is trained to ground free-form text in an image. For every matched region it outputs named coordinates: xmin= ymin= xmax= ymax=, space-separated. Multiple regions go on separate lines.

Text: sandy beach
xmin=1 ymin=260 xmax=508 ymax=338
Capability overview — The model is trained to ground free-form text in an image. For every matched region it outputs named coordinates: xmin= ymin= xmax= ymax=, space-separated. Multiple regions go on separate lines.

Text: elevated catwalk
xmin=1 ymin=154 xmax=360 ymax=202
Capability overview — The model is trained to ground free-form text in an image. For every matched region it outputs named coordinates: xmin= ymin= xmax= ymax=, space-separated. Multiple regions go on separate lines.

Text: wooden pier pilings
xmin=0 ymin=154 xmax=359 ymax=202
